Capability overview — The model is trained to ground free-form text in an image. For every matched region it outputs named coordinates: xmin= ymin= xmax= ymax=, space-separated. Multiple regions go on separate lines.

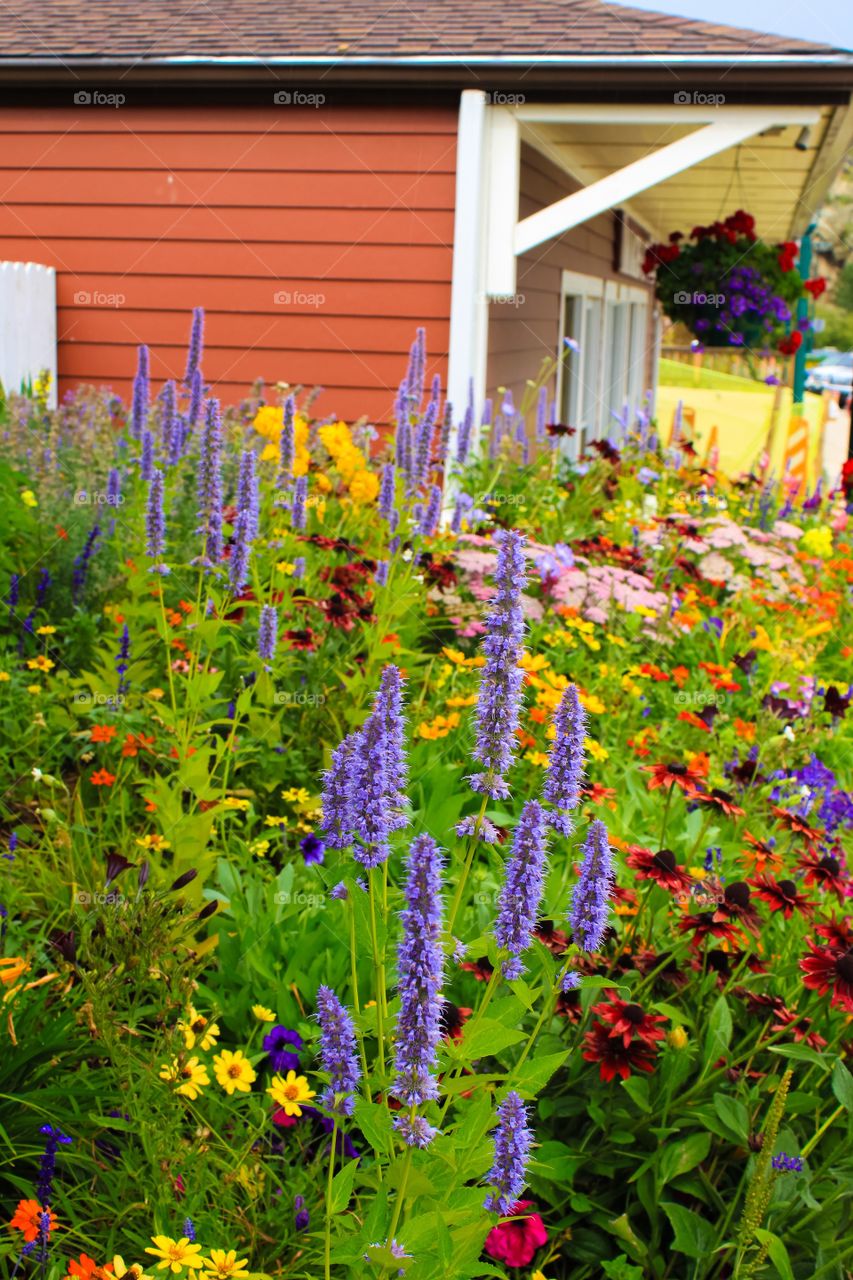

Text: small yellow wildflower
xmin=213 ymin=1048 xmax=257 ymax=1095
xmin=26 ymin=655 xmax=54 ymax=673
xmin=201 ymin=1250 xmax=250 ymax=1280
xmin=267 ymin=1069 xmax=315 ymax=1116
xmin=159 ymin=1055 xmax=210 ymax=1100
xmin=264 ymin=815 xmax=287 ymax=829
xmin=223 ymin=797 xmax=251 ymax=811
xmin=800 ymin=526 xmax=833 ymax=559
xmin=135 ymin=833 xmax=171 ymax=851
xmin=147 ymin=687 xmax=166 ymax=700
xmin=252 ymin=1004 xmax=276 ymax=1022
xmin=276 ymin=561 xmax=295 ymax=575
xmin=249 ymin=839 xmax=270 ymax=857
xmin=20 ymin=489 xmax=38 ymax=508
xmin=145 ymin=1236 xmax=204 ymax=1274
xmin=0 ymin=671 xmax=10 ymax=682
xmin=177 ymin=1006 xmax=220 ymax=1051
xmin=667 ymin=1026 xmax=689 ymax=1050
xmin=417 ymin=712 xmax=460 ymax=740
xmin=348 ymin=469 xmax=379 ymax=504
xmin=113 ymin=1255 xmax=154 ymax=1280
xmin=36 ymin=625 xmax=57 ymax=635
xmin=524 ymin=751 xmax=551 ymax=767
xmin=633 ymin=604 xmax=658 ymax=619
xmin=281 ymin=787 xmax=311 ymax=804
xmin=26 ymin=684 xmax=42 ymax=695
xmin=578 ymin=692 xmax=606 ymax=715
xmin=585 ymin=737 xmax=609 ymax=763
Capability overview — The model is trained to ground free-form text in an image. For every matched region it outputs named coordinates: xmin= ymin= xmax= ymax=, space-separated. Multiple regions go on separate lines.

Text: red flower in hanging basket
xmin=804 ymin=278 xmax=826 ymax=299
xmin=777 ymin=331 xmax=803 ymax=356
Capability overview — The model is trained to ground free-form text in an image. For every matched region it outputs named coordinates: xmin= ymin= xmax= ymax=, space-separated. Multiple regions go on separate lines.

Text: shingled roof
xmin=0 ymin=0 xmax=847 ymax=61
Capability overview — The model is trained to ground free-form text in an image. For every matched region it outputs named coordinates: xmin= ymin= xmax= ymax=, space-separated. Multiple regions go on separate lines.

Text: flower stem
xmin=324 ymin=1120 xmax=337 ymax=1280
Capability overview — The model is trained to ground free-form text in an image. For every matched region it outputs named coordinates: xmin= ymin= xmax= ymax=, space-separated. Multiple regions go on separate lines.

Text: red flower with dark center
xmin=439 ymin=1002 xmax=472 ymax=1042
xmin=800 ymin=940 xmax=853 ymax=1013
xmin=693 ymin=788 xmax=745 ymax=817
xmin=533 ymin=919 xmax=570 ymax=956
xmin=742 ymin=832 xmax=783 ymax=875
xmin=461 ymin=956 xmax=493 ymax=982
xmin=816 ymin=918 xmax=853 ymax=951
xmin=714 ymin=881 xmax=761 ymax=932
xmin=798 ymin=851 xmax=847 ymax=901
xmin=771 ymin=1005 xmax=827 ymax=1051
xmin=483 ymin=1201 xmax=547 ymax=1267
xmin=591 ymin=998 xmax=667 ymax=1048
xmin=282 ymin=628 xmax=318 ymax=652
xmin=750 ymin=876 xmax=813 ymax=919
xmin=734 ymin=989 xmax=786 ymax=1019
xmin=643 ymin=761 xmax=704 ymax=794
xmin=582 ymin=1020 xmax=658 ymax=1081
xmin=771 ymin=806 xmax=824 ymax=845
xmin=556 ymin=987 xmax=583 ymax=1022
xmin=676 ymin=912 xmax=745 ymax=948
xmin=633 ymin=949 xmax=688 ymax=987
xmin=625 ymin=845 xmax=693 ymax=893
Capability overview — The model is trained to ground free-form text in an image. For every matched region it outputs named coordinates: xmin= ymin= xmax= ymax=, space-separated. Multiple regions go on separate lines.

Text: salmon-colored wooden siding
xmin=488 ymin=143 xmax=655 ymax=411
xmin=0 ymin=106 xmax=457 ymax=420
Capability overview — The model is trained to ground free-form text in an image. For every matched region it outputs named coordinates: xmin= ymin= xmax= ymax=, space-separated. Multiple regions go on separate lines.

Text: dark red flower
xmin=677 ymin=912 xmax=745 ymax=948
xmin=643 ymin=761 xmax=704 ymax=794
xmin=750 ymin=876 xmax=812 ymax=919
xmin=798 ymin=851 xmax=846 ymax=901
xmin=693 ymin=788 xmax=745 ymax=818
xmin=713 ymin=881 xmax=761 ymax=932
xmin=556 ymin=987 xmax=583 ymax=1022
xmin=800 ymin=939 xmax=853 ymax=1013
xmin=771 ymin=806 xmax=824 ymax=845
xmin=625 ymin=845 xmax=692 ymax=893
xmin=735 ymin=989 xmax=786 ymax=1019
xmin=771 ymin=1005 xmax=827 ymax=1051
xmin=803 ymin=278 xmax=826 ymax=299
xmin=591 ymin=998 xmax=667 ymax=1048
xmin=483 ymin=1201 xmax=547 ymax=1267
xmin=282 ymin=628 xmax=317 ymax=652
xmin=583 ymin=1021 xmax=658 ymax=1081
xmin=439 ymin=1001 xmax=472 ymax=1042
xmin=461 ymin=956 xmax=493 ymax=982
xmin=533 ymin=919 xmax=570 ymax=956
xmin=815 ymin=918 xmax=853 ymax=951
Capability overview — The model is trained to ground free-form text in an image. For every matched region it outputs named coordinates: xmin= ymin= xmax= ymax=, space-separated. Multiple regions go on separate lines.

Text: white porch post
xmin=446 ymin=89 xmax=490 ymax=476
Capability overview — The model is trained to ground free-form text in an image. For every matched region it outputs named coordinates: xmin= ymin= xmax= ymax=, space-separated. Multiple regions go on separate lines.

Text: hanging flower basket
xmin=642 ymin=210 xmax=807 ymax=352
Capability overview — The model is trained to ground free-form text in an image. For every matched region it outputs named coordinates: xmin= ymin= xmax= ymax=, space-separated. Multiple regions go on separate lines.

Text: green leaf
xmin=455 ymin=1017 xmax=526 ymax=1060
xmin=620 ymin=1075 xmax=651 ymax=1113
xmin=661 ymin=1201 xmax=716 ymax=1259
xmin=658 ymin=1132 xmax=711 ymax=1186
xmin=831 ymin=1059 xmax=853 ymax=1111
xmin=607 ymin=1214 xmax=648 ymax=1263
xmin=713 ymin=1094 xmax=750 ymax=1144
xmin=768 ymin=1043 xmax=828 ymax=1068
xmin=353 ymin=1097 xmax=393 ymax=1157
xmin=513 ymin=1050 xmax=568 ymax=1094
xmin=754 ymin=1228 xmax=795 ymax=1280
xmin=330 ymin=1158 xmax=358 ymax=1214
xmin=703 ymin=995 xmax=732 ymax=1062
xmin=601 ymin=1255 xmax=645 ymax=1280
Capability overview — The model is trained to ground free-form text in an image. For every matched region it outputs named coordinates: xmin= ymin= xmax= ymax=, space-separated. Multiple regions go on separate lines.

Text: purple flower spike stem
xmin=257 ymin=604 xmax=278 ymax=664
xmin=494 ymin=799 xmax=549 ymax=979
xmin=188 ymin=366 xmax=203 ymax=429
xmin=321 ymin=733 xmax=358 ymax=850
xmin=236 ymin=449 xmax=260 ymax=542
xmin=391 ymin=833 xmax=445 ymax=1137
xmin=316 ymin=985 xmax=361 ymax=1117
xmin=373 ymin=664 xmax=409 ymax=831
xmin=195 ymin=398 xmax=224 ymax=569
xmin=484 ymin=1091 xmax=533 ymax=1214
xmin=140 ymin=429 xmax=154 ymax=482
xmin=291 ymin=474 xmax=308 ymax=530
xmin=347 ymin=714 xmax=391 ymax=869
xmin=160 ymin=379 xmax=179 ymax=464
xmin=569 ymin=818 xmax=614 ymax=953
xmin=535 ymin=385 xmax=548 ymax=444
xmin=146 ymin=468 xmax=170 ymax=575
xmin=278 ymin=395 xmax=296 ymax=486
xmin=456 ymin=379 xmax=475 ymax=464
xmin=542 ymin=683 xmax=587 ymax=835
xmin=418 ymin=484 xmax=442 ymax=537
xmin=469 ymin=529 xmax=527 ymax=800
xmin=378 ymin=461 xmax=396 ymax=522
xmin=184 ymin=306 xmax=204 ymax=385
xmin=438 ymin=399 xmax=453 ymax=466
xmin=131 ymin=344 xmax=149 ymax=440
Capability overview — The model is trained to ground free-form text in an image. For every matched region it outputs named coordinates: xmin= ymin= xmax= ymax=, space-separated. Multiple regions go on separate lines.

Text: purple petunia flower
xmin=391 ymin=833 xmax=445 ymax=1114
xmin=263 ymin=1024 xmax=303 ymax=1073
xmin=569 ymin=819 xmax=614 ymax=952
xmin=258 ymin=604 xmax=278 ymax=663
xmin=315 ymin=984 xmax=361 ymax=1116
xmin=469 ymin=529 xmax=527 ymax=798
xmin=300 ymin=833 xmax=325 ymax=865
xmin=494 ymin=799 xmax=549 ymax=979
xmin=484 ymin=1091 xmax=533 ymax=1214
xmin=542 ymin=684 xmax=587 ymax=835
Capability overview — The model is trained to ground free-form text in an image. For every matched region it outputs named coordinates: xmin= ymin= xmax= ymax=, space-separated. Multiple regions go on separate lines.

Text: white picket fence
xmin=0 ymin=261 xmax=57 ymax=406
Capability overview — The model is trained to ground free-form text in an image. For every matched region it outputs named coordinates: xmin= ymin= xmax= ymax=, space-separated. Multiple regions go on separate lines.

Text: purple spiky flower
xmin=494 ymin=799 xmax=549 ymax=979
xmin=160 ymin=379 xmax=179 ymax=464
xmin=131 ymin=344 xmax=149 ymax=440
xmin=542 ymin=684 xmax=587 ymax=835
xmin=373 ymin=665 xmax=408 ymax=830
xmin=568 ymin=819 xmax=614 ymax=952
xmin=413 ymin=398 xmax=438 ymax=489
xmin=347 ymin=714 xmax=391 ymax=868
xmin=258 ymin=604 xmax=278 ymax=663
xmin=535 ymin=385 xmax=547 ymax=443
xmin=184 ymin=306 xmax=204 ymax=385
xmin=456 ymin=379 xmax=475 ymax=464
xmin=375 ymin=560 xmax=389 ymax=586
xmin=315 ymin=985 xmax=361 ymax=1117
xmin=469 ymin=529 xmax=527 ymax=799
xmin=188 ymin=366 xmax=203 ymax=429
xmin=379 ymin=462 xmax=396 ymax=522
xmin=106 ymin=467 xmax=122 ymax=509
xmin=321 ymin=733 xmax=358 ymax=850
xmin=391 ymin=833 xmax=445 ymax=1109
xmin=146 ymin=468 xmax=169 ymax=575
xmin=485 ymin=1092 xmax=533 ymax=1214
xmin=140 ymin=429 xmax=154 ymax=482
xmin=278 ymin=395 xmax=296 ymax=483
xmin=195 ymin=398 xmax=224 ymax=567
xmin=451 ymin=492 xmax=473 ymax=535
xmin=515 ymin=415 xmax=530 ymax=465
xmin=396 ymin=418 xmax=413 ymax=484
xmin=418 ymin=484 xmax=442 ymax=537
xmin=438 ymin=399 xmax=453 ymax=466
xmin=236 ymin=449 xmax=260 ymax=541
xmin=291 ymin=474 xmax=308 ymax=530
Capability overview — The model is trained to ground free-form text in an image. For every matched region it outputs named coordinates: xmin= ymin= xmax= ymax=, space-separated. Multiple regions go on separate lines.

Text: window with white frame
xmin=558 ymin=271 xmax=651 ymax=453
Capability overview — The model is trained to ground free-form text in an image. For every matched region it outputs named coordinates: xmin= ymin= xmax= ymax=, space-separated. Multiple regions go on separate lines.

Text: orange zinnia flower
xmin=90 ymin=768 xmax=116 ymax=787
xmin=121 ymin=733 xmax=155 ymax=758
xmin=90 ymin=724 xmax=117 ymax=744
xmin=10 ymin=1199 xmax=56 ymax=1241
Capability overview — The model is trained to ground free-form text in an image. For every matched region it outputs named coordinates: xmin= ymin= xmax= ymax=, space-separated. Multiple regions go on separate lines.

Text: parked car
xmin=805 ymin=350 xmax=853 ymax=393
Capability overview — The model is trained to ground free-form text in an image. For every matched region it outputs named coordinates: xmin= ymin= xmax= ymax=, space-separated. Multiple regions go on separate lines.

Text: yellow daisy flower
xmin=20 ymin=489 xmax=38 ymax=508
xmin=26 ymin=655 xmax=54 ymax=673
xmin=252 ymin=1004 xmax=276 ymax=1022
xmin=135 ymin=834 xmax=171 ymax=852
xmin=113 ymin=1256 xmax=154 ymax=1280
xmin=281 ymin=787 xmax=310 ymax=804
xmin=36 ymin=625 xmax=57 ymax=635
xmin=0 ymin=671 xmax=10 ymax=682
xmin=159 ymin=1056 xmax=210 ymax=1100
xmin=145 ymin=1236 xmax=204 ymax=1274
xmin=267 ymin=1069 xmax=315 ymax=1117
xmin=213 ymin=1048 xmax=257 ymax=1095
xmin=222 ymin=797 xmax=251 ymax=811
xmin=26 ymin=684 xmax=42 ymax=695
xmin=177 ymin=1006 xmax=220 ymax=1051
xmin=201 ymin=1251 xmax=249 ymax=1280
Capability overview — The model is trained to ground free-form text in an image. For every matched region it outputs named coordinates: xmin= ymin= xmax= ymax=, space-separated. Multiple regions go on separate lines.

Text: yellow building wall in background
xmin=655 ymin=384 xmax=824 ymax=486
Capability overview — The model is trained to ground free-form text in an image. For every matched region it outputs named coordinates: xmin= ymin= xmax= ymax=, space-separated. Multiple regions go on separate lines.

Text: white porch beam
xmin=484 ymin=108 xmax=521 ymax=297
xmin=514 ymin=111 xmax=818 ymax=257
xmin=514 ymin=104 xmax=822 ymax=126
